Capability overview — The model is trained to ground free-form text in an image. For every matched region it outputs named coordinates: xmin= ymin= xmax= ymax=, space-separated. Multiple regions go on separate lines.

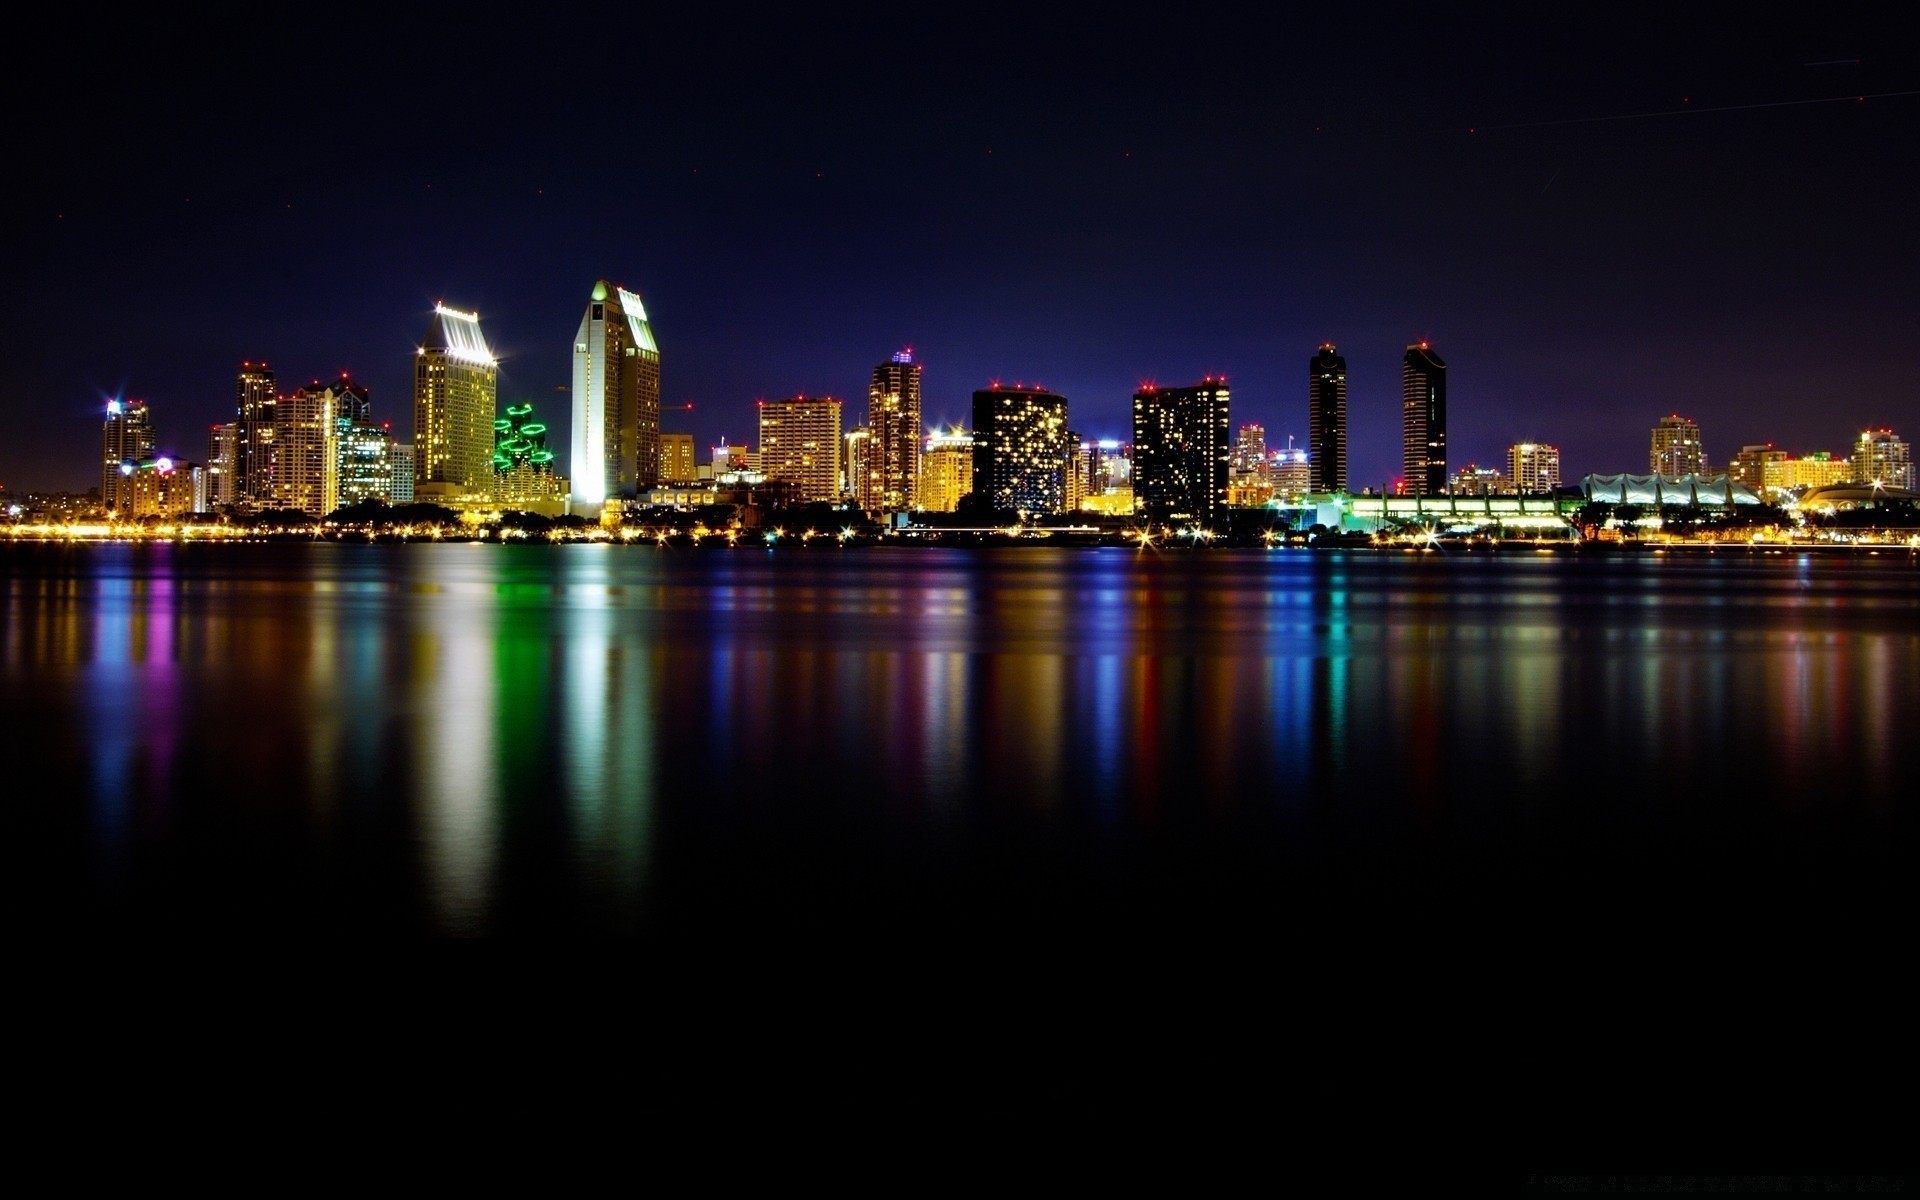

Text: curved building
xmin=571 ymin=280 xmax=661 ymax=508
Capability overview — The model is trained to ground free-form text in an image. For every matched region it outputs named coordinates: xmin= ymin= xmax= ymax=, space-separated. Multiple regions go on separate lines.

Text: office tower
xmin=920 ymin=428 xmax=974 ymax=513
xmin=274 ymin=383 xmax=339 ymax=516
xmin=571 ymin=280 xmax=661 ymax=507
xmin=971 ymin=385 xmax=1069 ymax=517
xmin=1401 ymin=343 xmax=1447 ymax=496
xmin=1650 ymin=414 xmax=1705 ymax=476
xmin=845 ymin=426 xmax=874 ymax=508
xmin=491 ymin=401 xmax=564 ymax=505
xmin=1309 ymin=343 xmax=1348 ymax=493
xmin=1063 ymin=428 xmax=1088 ymax=511
xmin=869 ymin=349 xmax=923 ymax=514
xmin=1728 ymin=445 xmax=1785 ymax=496
xmin=413 ymin=303 xmax=497 ymax=500
xmin=207 ymin=423 xmax=237 ymax=507
xmin=101 ymin=399 xmax=155 ymax=513
xmin=1852 ymin=428 xmax=1913 ymax=491
xmin=236 ymin=361 xmax=277 ymax=505
xmin=1132 ymin=376 xmax=1231 ymax=524
xmin=1271 ymin=443 xmax=1310 ymax=498
xmin=758 ymin=395 xmax=844 ymax=502
xmin=390 ymin=445 xmax=415 ymax=504
xmin=337 ymin=421 xmax=396 ymax=508
xmin=1508 ymin=442 xmax=1561 ymax=494
xmin=660 ymin=433 xmax=697 ymax=485
xmin=330 ymin=374 xmax=371 ymax=426
xmin=1235 ymin=423 xmax=1266 ymax=471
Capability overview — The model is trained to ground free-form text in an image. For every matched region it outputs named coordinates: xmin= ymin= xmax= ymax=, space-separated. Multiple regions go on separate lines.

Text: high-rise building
xmin=207 ymin=423 xmax=237 ymax=508
xmin=869 ymin=349 xmax=923 ymax=514
xmin=844 ymin=426 xmax=874 ymax=508
xmin=660 ymin=433 xmax=697 ymax=485
xmin=236 ymin=361 xmax=277 ymax=505
xmin=1271 ymin=444 xmax=1310 ymax=499
xmin=1234 ymin=423 xmax=1267 ymax=471
xmin=920 ymin=428 xmax=974 ymax=513
xmin=331 ymin=374 xmax=371 ymax=426
xmin=414 ymin=303 xmax=498 ymax=499
xmin=1132 ymin=377 xmax=1231 ymax=524
xmin=1852 ymin=428 xmax=1913 ymax=491
xmin=336 ymin=421 xmax=396 ymax=508
xmin=570 ymin=280 xmax=661 ymax=507
xmin=275 ymin=383 xmax=340 ymax=517
xmin=390 ymin=445 xmax=415 ymax=504
xmin=1650 ymin=414 xmax=1705 ymax=476
xmin=1401 ymin=343 xmax=1447 ymax=496
xmin=971 ymin=385 xmax=1069 ymax=518
xmin=758 ymin=395 xmax=844 ymax=502
xmin=1778 ymin=452 xmax=1850 ymax=491
xmin=101 ymin=399 xmax=155 ymax=513
xmin=1309 ymin=344 xmax=1349 ymax=494
xmin=1508 ymin=442 xmax=1562 ymax=494
xmin=491 ymin=401 xmax=566 ymax=505
xmin=123 ymin=456 xmax=201 ymax=519
xmin=1729 ymin=445 xmax=1786 ymax=496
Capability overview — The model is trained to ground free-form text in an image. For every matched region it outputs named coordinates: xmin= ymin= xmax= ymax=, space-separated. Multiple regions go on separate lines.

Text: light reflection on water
xmin=1 ymin=541 xmax=1914 ymax=940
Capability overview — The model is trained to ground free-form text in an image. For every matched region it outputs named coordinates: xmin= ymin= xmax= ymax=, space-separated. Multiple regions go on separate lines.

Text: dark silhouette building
xmin=1132 ymin=377 xmax=1231 ymax=524
xmin=1401 ymin=343 xmax=1447 ymax=496
xmin=970 ymin=385 xmax=1069 ymax=518
xmin=1309 ymin=344 xmax=1348 ymax=493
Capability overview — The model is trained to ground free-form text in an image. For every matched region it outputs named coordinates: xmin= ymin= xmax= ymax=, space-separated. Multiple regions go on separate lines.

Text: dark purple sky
xmin=3 ymin=5 xmax=1915 ymax=493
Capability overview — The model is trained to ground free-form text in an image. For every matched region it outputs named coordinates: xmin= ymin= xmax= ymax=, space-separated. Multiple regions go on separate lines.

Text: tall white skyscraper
xmin=570 ymin=280 xmax=661 ymax=508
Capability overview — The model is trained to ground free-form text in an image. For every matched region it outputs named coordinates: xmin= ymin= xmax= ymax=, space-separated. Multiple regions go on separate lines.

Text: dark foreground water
xmin=4 ymin=540 xmax=1912 ymax=956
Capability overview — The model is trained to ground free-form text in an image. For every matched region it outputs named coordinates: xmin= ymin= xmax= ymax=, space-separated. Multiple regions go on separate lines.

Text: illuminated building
xmin=1063 ymin=429 xmax=1088 ymax=511
xmin=275 ymin=383 xmax=340 ymax=517
xmin=1728 ymin=445 xmax=1786 ymax=496
xmin=337 ymin=421 xmax=396 ymax=508
xmin=101 ymin=399 xmax=154 ymax=513
xmin=869 ymin=349 xmax=923 ymax=514
xmin=711 ymin=440 xmax=761 ymax=484
xmin=1851 ymin=428 xmax=1913 ymax=491
xmin=491 ymin=401 xmax=566 ymax=505
xmin=1650 ymin=414 xmax=1705 ymax=476
xmin=1447 ymin=463 xmax=1510 ymax=496
xmin=1581 ymin=473 xmax=1759 ymax=506
xmin=971 ymin=385 xmax=1069 ymax=517
xmin=571 ymin=280 xmax=661 ymax=508
xmin=123 ymin=456 xmax=202 ymax=519
xmin=844 ymin=426 xmax=874 ymax=508
xmin=1402 ymin=343 xmax=1447 ymax=497
xmin=920 ymin=428 xmax=974 ymax=512
xmin=1270 ymin=444 xmax=1310 ymax=498
xmin=1310 ymin=344 xmax=1349 ymax=493
xmin=390 ymin=445 xmax=414 ymax=504
xmin=1132 ymin=377 xmax=1231 ymax=524
xmin=758 ymin=395 xmax=843 ymax=502
xmin=414 ymin=303 xmax=498 ymax=501
xmin=1235 ymin=423 xmax=1266 ymax=471
xmin=207 ymin=423 xmax=237 ymax=507
xmin=660 ymin=433 xmax=697 ymax=485
xmin=1508 ymin=442 xmax=1561 ymax=494
xmin=236 ymin=361 xmax=276 ymax=505
xmin=1778 ymin=452 xmax=1851 ymax=491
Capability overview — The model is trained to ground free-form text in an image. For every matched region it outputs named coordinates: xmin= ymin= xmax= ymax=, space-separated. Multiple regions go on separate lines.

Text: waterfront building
xmin=845 ymin=426 xmax=875 ymax=508
xmin=921 ymin=427 xmax=974 ymax=513
xmin=1778 ymin=452 xmax=1852 ymax=491
xmin=1729 ymin=445 xmax=1788 ymax=496
xmin=1581 ymin=473 xmax=1760 ymax=506
xmin=123 ymin=456 xmax=203 ymax=519
xmin=236 ymin=361 xmax=276 ymax=505
xmin=207 ymin=423 xmax=237 ymax=508
xmin=414 ymin=303 xmax=498 ymax=502
xmin=101 ymin=399 xmax=155 ymax=514
xmin=759 ymin=395 xmax=843 ymax=502
xmin=1650 ymin=414 xmax=1706 ymax=477
xmin=390 ymin=445 xmax=415 ymax=504
xmin=1235 ymin=423 xmax=1267 ymax=471
xmin=1402 ymin=343 xmax=1447 ymax=497
xmin=275 ymin=382 xmax=341 ymax=517
xmin=1271 ymin=444 xmax=1310 ymax=499
xmin=1851 ymin=428 xmax=1913 ymax=491
xmin=336 ymin=421 xmax=396 ymax=508
xmin=660 ymin=433 xmax=698 ymax=486
xmin=972 ymin=385 xmax=1069 ymax=518
xmin=869 ymin=349 xmax=923 ymax=515
xmin=1132 ymin=377 xmax=1231 ymax=524
xmin=1508 ymin=443 xmax=1561 ymax=494
xmin=491 ymin=401 xmax=566 ymax=506
xmin=1309 ymin=344 xmax=1348 ymax=493
xmin=1448 ymin=463 xmax=1511 ymax=496
xmin=570 ymin=280 xmax=661 ymax=507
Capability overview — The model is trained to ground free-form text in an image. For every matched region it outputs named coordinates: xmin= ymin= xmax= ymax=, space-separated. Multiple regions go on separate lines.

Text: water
xmin=3 ymin=541 xmax=1913 ymax=960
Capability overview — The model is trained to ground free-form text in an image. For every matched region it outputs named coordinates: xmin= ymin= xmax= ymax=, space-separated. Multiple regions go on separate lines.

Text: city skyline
xmin=3 ymin=9 xmax=1914 ymax=495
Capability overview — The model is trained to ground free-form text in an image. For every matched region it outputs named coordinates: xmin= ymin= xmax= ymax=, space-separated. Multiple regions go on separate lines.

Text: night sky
xmin=3 ymin=6 xmax=1914 ymax=494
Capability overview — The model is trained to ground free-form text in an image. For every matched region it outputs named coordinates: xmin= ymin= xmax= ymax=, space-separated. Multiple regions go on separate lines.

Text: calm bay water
xmin=2 ymin=541 xmax=1914 ymax=956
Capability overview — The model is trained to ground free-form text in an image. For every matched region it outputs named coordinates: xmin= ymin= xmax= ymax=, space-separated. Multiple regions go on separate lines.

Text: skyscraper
xmin=336 ymin=421 xmax=396 ymax=509
xmin=1852 ymin=428 xmax=1913 ymax=491
xmin=758 ymin=395 xmax=844 ymax=502
xmin=207 ymin=422 xmax=237 ymax=508
xmin=869 ymin=349 xmax=923 ymax=515
xmin=1650 ymin=414 xmax=1705 ymax=476
xmin=1309 ymin=344 xmax=1348 ymax=493
xmin=570 ymin=280 xmax=662 ymax=508
xmin=1234 ymin=423 xmax=1267 ymax=471
xmin=1508 ymin=443 xmax=1561 ymax=494
xmin=101 ymin=399 xmax=155 ymax=513
xmin=1401 ymin=343 xmax=1446 ymax=496
xmin=235 ymin=361 xmax=276 ymax=505
xmin=413 ymin=303 xmax=498 ymax=499
xmin=275 ymin=383 xmax=340 ymax=517
xmin=844 ymin=426 xmax=874 ymax=507
xmin=920 ymin=428 xmax=974 ymax=513
xmin=1132 ymin=377 xmax=1231 ymax=524
xmin=331 ymin=374 xmax=371 ymax=426
xmin=971 ymin=385 xmax=1069 ymax=518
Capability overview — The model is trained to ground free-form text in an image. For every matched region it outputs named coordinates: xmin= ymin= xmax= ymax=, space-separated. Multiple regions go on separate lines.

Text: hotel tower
xmin=571 ymin=280 xmax=662 ymax=508
xmin=413 ymin=304 xmax=498 ymax=498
